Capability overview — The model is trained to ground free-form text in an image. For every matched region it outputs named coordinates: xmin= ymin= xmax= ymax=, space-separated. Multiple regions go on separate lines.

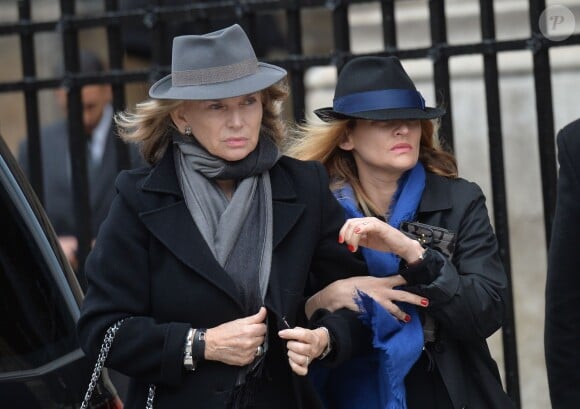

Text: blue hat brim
xmin=149 ymin=62 xmax=286 ymax=100
xmin=314 ymin=106 xmax=446 ymax=122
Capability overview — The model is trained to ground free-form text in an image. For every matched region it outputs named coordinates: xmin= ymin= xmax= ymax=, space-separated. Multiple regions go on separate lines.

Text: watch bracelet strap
xmin=183 ymin=328 xmax=195 ymax=371
xmin=192 ymin=328 xmax=206 ymax=361
xmin=317 ymin=326 xmax=332 ymax=360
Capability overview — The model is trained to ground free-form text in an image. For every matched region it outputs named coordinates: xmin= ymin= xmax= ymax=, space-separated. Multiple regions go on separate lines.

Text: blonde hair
xmin=116 ymin=81 xmax=289 ymax=165
xmin=285 ymin=117 xmax=457 ymax=216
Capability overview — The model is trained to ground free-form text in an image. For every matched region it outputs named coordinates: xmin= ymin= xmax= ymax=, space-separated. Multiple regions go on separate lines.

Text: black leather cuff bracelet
xmin=192 ymin=328 xmax=206 ymax=361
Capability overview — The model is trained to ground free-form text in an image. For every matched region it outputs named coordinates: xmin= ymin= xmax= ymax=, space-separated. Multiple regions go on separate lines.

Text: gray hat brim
xmin=149 ymin=62 xmax=286 ymax=100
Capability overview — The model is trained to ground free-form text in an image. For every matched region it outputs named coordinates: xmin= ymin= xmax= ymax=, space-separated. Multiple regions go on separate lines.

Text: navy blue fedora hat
xmin=315 ymin=56 xmax=445 ymax=121
xmin=149 ymin=24 xmax=287 ymax=100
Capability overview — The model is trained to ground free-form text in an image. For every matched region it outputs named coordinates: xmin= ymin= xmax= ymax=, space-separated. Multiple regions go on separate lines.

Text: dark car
xmin=0 ymin=134 xmax=121 ymax=408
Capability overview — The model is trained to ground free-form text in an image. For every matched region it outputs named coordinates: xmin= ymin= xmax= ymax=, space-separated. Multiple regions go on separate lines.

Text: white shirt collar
xmin=89 ymin=103 xmax=113 ymax=164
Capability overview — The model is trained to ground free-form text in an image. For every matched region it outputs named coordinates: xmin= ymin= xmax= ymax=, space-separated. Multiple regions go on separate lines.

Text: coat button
xmin=433 ymin=342 xmax=445 ymax=353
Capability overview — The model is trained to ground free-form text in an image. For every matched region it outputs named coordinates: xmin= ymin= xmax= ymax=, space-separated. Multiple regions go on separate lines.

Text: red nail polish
xmin=404 ymin=315 xmax=411 ymax=323
xmin=420 ymin=299 xmax=429 ymax=307
xmin=347 ymin=244 xmax=355 ymax=252
xmin=338 ymin=235 xmax=344 ymax=243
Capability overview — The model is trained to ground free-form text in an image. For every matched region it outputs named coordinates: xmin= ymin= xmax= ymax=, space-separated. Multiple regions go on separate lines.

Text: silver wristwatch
xmin=183 ymin=328 xmax=196 ymax=371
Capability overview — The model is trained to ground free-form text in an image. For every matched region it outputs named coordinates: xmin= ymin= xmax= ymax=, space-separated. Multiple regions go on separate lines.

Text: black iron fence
xmin=2 ymin=1 xmax=580 ymax=407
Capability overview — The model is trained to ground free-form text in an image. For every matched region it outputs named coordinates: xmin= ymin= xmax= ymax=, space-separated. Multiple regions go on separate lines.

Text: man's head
xmin=54 ymin=50 xmax=112 ymax=136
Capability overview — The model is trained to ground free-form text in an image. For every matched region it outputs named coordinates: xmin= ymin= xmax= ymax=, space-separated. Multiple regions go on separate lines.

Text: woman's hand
xmin=278 ymin=327 xmax=329 ymax=376
xmin=306 ymin=275 xmax=429 ymax=322
xmin=204 ymin=307 xmax=267 ymax=366
xmin=339 ymin=217 xmax=424 ymax=264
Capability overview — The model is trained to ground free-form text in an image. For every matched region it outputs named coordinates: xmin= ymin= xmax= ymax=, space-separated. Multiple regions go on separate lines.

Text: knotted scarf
xmin=311 ymin=162 xmax=426 ymax=409
xmin=173 ymin=130 xmax=279 ymax=407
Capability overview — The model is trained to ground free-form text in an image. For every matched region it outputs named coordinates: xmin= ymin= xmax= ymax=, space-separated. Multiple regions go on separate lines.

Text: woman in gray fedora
xmin=77 ymin=24 xmax=367 ymax=409
xmin=286 ymin=56 xmax=514 ymax=409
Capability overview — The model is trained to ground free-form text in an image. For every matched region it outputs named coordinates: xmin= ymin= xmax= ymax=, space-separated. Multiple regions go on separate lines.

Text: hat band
xmin=333 ymin=89 xmax=426 ymax=115
xmin=172 ymin=58 xmax=259 ymax=87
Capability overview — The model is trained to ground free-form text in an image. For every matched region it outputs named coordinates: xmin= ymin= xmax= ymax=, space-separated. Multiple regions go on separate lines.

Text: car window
xmin=0 ymin=170 xmax=78 ymax=373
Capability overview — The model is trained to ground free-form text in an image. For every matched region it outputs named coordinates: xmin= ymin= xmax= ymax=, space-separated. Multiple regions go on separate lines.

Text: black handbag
xmin=80 ymin=319 xmax=156 ymax=409
xmin=399 ymin=221 xmax=457 ymax=343
xmin=400 ymin=220 xmax=456 ymax=259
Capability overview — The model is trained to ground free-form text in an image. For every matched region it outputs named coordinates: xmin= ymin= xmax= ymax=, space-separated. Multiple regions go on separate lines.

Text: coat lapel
xmin=266 ymin=163 xmax=305 ymax=323
xmin=270 ymin=164 xmax=305 ymax=249
xmin=139 ymin=150 xmax=306 ymax=316
xmin=139 ymin=147 xmax=245 ymax=311
xmin=418 ymin=173 xmax=453 ymax=213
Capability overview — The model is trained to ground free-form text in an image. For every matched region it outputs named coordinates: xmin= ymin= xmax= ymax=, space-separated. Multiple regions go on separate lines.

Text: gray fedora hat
xmin=149 ymin=24 xmax=287 ymax=100
xmin=315 ymin=56 xmax=445 ymax=122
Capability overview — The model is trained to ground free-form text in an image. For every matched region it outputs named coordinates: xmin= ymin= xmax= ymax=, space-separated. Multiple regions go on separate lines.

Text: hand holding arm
xmin=278 ymin=326 xmax=330 ymax=376
xmin=305 ymin=275 xmax=428 ymax=322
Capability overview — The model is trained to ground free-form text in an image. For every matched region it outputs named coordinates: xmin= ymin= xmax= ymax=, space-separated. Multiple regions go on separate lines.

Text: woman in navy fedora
xmin=77 ymin=24 xmax=368 ymax=409
xmin=286 ymin=56 xmax=514 ymax=409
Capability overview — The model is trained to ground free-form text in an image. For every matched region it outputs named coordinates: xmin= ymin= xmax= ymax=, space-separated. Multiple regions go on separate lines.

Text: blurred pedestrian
xmin=545 ymin=118 xmax=580 ymax=409
xmin=18 ymin=49 xmax=144 ymax=270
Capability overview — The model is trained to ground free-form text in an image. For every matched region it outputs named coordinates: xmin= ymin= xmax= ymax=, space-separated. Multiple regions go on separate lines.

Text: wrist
xmin=404 ymin=239 xmax=427 ymax=267
xmin=305 ymin=294 xmax=320 ymax=319
xmin=316 ymin=326 xmax=332 ymax=360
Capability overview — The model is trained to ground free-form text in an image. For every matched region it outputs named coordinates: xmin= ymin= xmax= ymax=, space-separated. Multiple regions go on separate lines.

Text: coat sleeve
xmin=307 ymin=162 xmax=370 ymax=365
xmin=401 ymin=181 xmax=508 ymax=340
xmin=544 ymin=120 xmax=580 ymax=406
xmin=76 ymin=171 xmax=190 ymax=387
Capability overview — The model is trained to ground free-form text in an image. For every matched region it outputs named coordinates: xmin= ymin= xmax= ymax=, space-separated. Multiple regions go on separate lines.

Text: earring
xmin=184 ymin=126 xmax=192 ymax=136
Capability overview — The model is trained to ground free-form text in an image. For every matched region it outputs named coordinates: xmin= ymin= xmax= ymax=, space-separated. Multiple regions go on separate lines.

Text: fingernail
xmin=404 ymin=314 xmax=411 ymax=323
xmin=347 ymin=244 xmax=355 ymax=252
xmin=338 ymin=235 xmax=344 ymax=243
xmin=420 ymin=299 xmax=429 ymax=307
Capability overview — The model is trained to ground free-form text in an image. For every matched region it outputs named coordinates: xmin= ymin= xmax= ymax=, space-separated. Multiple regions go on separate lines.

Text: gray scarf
xmin=173 ymin=131 xmax=279 ymax=314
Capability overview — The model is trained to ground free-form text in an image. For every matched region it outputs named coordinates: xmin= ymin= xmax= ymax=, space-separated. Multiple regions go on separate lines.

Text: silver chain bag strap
xmin=80 ymin=319 xmax=156 ymax=409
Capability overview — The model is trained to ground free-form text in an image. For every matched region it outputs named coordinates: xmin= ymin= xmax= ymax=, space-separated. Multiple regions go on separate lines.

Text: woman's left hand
xmin=278 ymin=327 xmax=329 ymax=376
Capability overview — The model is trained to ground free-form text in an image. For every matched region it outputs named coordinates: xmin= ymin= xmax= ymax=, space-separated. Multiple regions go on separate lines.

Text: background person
xmin=286 ymin=56 xmax=514 ymax=409
xmin=17 ymin=49 xmax=144 ymax=270
xmin=544 ymin=118 xmax=580 ymax=409
xmin=77 ymin=24 xmax=368 ymax=409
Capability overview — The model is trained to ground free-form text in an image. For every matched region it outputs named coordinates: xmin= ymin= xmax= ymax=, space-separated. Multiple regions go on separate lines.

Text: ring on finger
xmin=305 ymin=355 xmax=310 ymax=366
xmin=362 ymin=221 xmax=369 ymax=225
xmin=256 ymin=345 xmax=264 ymax=357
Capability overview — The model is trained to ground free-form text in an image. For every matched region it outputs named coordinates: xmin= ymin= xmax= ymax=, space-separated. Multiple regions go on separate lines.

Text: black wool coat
xmin=77 ymin=147 xmax=367 ymax=409
xmin=545 ymin=118 xmax=580 ymax=409
xmin=401 ymin=173 xmax=515 ymax=409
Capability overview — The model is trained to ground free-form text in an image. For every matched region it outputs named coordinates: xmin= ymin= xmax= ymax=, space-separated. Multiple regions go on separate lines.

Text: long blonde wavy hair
xmin=284 ymin=117 xmax=458 ymax=216
xmin=116 ymin=81 xmax=289 ymax=165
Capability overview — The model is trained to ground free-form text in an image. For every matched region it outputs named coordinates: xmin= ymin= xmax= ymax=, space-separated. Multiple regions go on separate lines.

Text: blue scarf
xmin=310 ymin=163 xmax=426 ymax=409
